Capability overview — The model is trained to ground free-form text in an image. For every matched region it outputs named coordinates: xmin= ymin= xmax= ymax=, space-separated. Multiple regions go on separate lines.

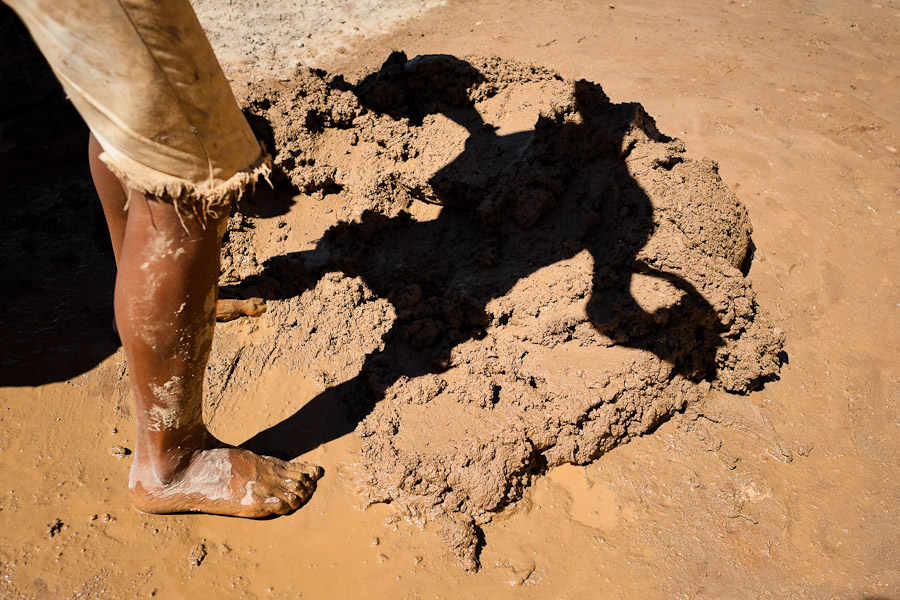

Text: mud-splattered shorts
xmin=7 ymin=0 xmax=269 ymax=216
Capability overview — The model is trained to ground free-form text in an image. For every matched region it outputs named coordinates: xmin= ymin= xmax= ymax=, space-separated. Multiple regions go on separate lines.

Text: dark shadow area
xmin=0 ymin=7 xmax=296 ymax=385
xmin=236 ymin=176 xmax=296 ymax=220
xmin=0 ymin=6 xmax=119 ymax=386
xmin=240 ymin=53 xmax=728 ymax=459
xmin=239 ymin=110 xmax=296 ymax=219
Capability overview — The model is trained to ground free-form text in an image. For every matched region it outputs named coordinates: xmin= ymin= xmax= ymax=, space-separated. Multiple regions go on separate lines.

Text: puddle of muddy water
xmin=547 ymin=464 xmax=634 ymax=530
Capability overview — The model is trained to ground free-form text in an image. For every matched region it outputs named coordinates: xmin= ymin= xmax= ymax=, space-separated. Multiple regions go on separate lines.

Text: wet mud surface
xmin=3 ymin=1 xmax=898 ymax=596
xmin=210 ymin=53 xmax=783 ymax=567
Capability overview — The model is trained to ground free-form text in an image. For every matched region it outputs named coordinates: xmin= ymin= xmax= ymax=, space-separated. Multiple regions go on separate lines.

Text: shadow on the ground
xmin=0 ymin=7 xmax=119 ymax=386
xmin=0 ymin=6 xmax=298 ymax=386
xmin=239 ymin=53 xmax=728 ymax=459
xmin=0 ymin=89 xmax=120 ymax=386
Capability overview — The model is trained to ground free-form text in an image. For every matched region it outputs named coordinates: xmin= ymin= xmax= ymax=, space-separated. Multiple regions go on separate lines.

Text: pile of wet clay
xmin=211 ymin=53 xmax=784 ymax=570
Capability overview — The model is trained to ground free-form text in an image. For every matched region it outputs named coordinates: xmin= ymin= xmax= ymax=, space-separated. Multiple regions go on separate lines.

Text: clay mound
xmin=212 ymin=53 xmax=784 ymax=570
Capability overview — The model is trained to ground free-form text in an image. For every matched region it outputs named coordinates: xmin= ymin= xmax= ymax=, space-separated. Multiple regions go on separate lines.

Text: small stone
xmin=189 ymin=543 xmax=208 ymax=567
xmin=110 ymin=446 xmax=131 ymax=458
xmin=47 ymin=518 xmax=64 ymax=538
xmin=371 ymin=537 xmax=380 ymax=547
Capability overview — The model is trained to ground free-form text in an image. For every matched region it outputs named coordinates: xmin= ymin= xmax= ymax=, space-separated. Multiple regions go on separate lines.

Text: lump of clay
xmin=219 ymin=53 xmax=784 ymax=570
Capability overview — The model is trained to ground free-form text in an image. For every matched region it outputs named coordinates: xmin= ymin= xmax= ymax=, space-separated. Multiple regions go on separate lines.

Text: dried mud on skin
xmin=211 ymin=53 xmax=784 ymax=570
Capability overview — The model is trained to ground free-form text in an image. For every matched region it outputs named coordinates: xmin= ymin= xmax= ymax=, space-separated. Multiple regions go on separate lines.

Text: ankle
xmin=132 ymin=426 xmax=217 ymax=485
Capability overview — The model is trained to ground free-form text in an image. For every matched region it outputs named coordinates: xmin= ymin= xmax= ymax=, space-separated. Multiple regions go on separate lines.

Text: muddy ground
xmin=1 ymin=0 xmax=898 ymax=598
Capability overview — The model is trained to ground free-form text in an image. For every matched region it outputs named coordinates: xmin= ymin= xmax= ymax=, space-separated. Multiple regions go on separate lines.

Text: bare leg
xmin=89 ymin=133 xmax=128 ymax=264
xmin=92 ymin=144 xmax=321 ymax=517
xmin=89 ymin=134 xmax=267 ymax=330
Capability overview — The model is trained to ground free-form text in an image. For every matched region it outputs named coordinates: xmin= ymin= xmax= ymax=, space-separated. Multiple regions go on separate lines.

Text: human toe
xmin=277 ymin=489 xmax=303 ymax=511
xmin=276 ymin=460 xmax=324 ymax=482
xmin=264 ymin=496 xmax=292 ymax=515
xmin=294 ymin=462 xmax=324 ymax=480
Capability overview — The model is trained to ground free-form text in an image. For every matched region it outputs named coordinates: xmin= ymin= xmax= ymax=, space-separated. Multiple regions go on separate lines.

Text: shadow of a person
xmin=240 ymin=54 xmax=727 ymax=460
xmin=0 ymin=8 xmax=119 ymax=386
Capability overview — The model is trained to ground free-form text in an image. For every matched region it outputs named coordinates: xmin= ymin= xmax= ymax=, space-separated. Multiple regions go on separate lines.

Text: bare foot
xmin=216 ymin=297 xmax=268 ymax=322
xmin=129 ymin=446 xmax=323 ymax=517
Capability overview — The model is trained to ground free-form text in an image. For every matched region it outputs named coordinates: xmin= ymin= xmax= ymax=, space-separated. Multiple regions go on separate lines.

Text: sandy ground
xmin=1 ymin=0 xmax=899 ymax=598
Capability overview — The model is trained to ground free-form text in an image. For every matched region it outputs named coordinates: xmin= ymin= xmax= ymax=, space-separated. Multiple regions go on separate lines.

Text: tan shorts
xmin=7 ymin=0 xmax=270 ymax=216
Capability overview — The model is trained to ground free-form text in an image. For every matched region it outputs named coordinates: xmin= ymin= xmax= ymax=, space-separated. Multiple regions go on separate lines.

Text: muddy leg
xmin=90 ymin=134 xmax=267 ymax=328
xmin=109 ymin=187 xmax=321 ymax=517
